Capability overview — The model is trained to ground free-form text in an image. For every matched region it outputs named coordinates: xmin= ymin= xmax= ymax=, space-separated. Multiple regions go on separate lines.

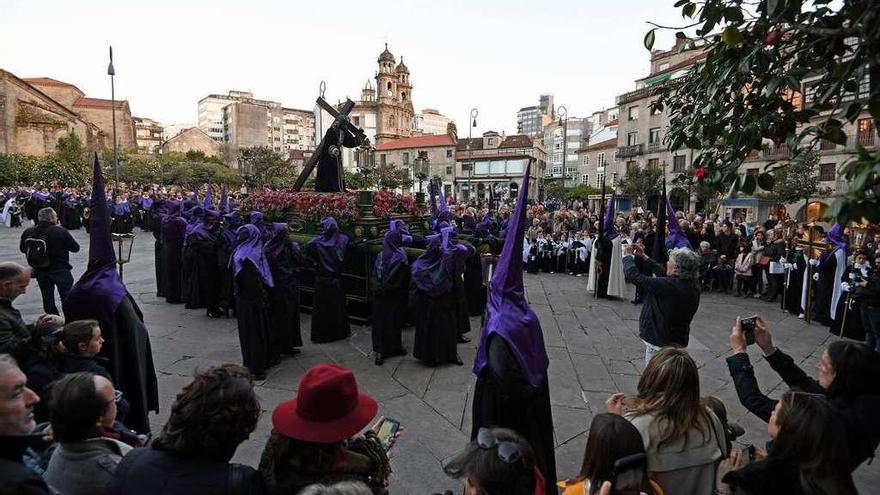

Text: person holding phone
xmin=725 ymin=315 xmax=880 ymax=471
xmin=715 ymin=391 xmax=857 ymax=495
xmin=557 ymin=413 xmax=662 ymax=495
xmin=259 ymin=364 xmax=393 ymax=494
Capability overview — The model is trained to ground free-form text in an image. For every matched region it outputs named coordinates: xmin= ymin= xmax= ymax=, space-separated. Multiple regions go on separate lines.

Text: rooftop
xmin=375 ymin=134 xmax=455 ymax=151
xmin=73 ymin=96 xmax=127 ymax=109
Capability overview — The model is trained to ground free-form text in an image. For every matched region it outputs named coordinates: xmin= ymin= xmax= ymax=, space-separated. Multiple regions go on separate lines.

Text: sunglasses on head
xmin=476 ymin=428 xmax=523 ymax=464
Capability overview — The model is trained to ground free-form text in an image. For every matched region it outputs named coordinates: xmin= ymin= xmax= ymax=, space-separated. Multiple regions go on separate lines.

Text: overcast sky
xmin=2 ymin=0 xmax=695 ymax=134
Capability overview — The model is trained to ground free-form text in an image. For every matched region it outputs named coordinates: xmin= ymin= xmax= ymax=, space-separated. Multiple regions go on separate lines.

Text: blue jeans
xmin=861 ymin=307 xmax=880 ymax=353
xmin=34 ymin=269 xmax=73 ymax=316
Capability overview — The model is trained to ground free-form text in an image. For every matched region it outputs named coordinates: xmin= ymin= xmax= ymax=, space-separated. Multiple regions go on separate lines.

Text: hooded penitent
xmin=203 ymin=183 xmax=213 ymax=210
xmin=232 ymin=224 xmax=274 ymax=291
xmin=375 ymin=219 xmax=412 ymax=282
xmin=473 ymin=161 xmax=549 ymax=388
xmin=821 ymin=223 xmax=847 ymax=263
xmin=308 ymin=217 xmax=350 ymax=274
xmin=602 ymin=192 xmax=618 ymax=241
xmin=63 ymin=154 xmax=128 ymax=325
xmin=219 ymin=184 xmax=229 ymax=213
xmin=411 ymin=226 xmax=459 ymax=297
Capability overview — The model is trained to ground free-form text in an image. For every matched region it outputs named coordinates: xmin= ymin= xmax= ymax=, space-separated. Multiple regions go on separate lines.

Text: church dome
xmin=363 ymin=79 xmax=374 ymax=90
xmin=378 ymin=43 xmax=395 ymax=63
xmin=395 ymin=57 xmax=410 ymax=74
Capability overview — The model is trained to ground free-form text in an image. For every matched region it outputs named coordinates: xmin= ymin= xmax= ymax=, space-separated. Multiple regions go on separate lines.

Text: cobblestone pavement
xmin=3 ymin=226 xmax=877 ymax=494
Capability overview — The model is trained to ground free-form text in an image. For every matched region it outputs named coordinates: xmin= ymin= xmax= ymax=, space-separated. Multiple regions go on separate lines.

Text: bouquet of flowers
xmin=241 ymin=189 xmax=424 ymax=227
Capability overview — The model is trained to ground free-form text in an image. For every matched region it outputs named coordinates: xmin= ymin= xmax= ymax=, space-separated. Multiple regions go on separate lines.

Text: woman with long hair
xmin=605 ymin=348 xmax=726 ymax=495
xmin=717 ymin=391 xmax=857 ymax=495
xmin=558 ymin=413 xmax=661 ymax=495
xmin=444 ymin=427 xmax=542 ymax=495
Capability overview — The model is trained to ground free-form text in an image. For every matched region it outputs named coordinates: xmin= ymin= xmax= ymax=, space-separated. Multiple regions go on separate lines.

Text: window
xmin=583 ymin=155 xmax=590 ymax=165
xmin=819 ymin=163 xmax=836 ymax=181
xmin=673 ymin=155 xmax=686 ymax=172
xmin=446 ymin=149 xmax=453 ymax=158
xmin=475 ymin=162 xmax=490 ymax=175
xmin=858 ymin=118 xmax=875 ymax=146
xmin=403 ymin=152 xmax=410 ymax=166
xmin=352 ymin=116 xmax=360 ymax=126
xmin=582 ymin=174 xmax=589 ymax=185
xmin=446 ymin=166 xmax=453 ymax=176
xmin=628 ymin=106 xmax=639 ymax=121
xmin=597 ymin=152 xmax=606 ymax=168
xmin=612 ymin=173 xmax=618 ymax=187
xmin=647 ymin=158 xmax=659 ymax=169
xmin=626 ymin=160 xmax=638 ymax=171
xmin=649 ymin=128 xmax=661 ymax=144
xmin=380 ymin=154 xmax=387 ymax=166
xmin=596 ymin=173 xmax=605 ymax=188
xmin=401 ymin=92 xmax=407 ymax=101
xmin=627 ymin=131 xmax=638 ymax=146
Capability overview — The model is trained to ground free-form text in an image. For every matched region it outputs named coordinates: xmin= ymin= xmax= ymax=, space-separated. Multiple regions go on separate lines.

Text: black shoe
xmin=630 ymin=298 xmax=643 ymax=305
xmin=455 ymin=354 xmax=464 ymax=366
xmin=253 ymin=371 xmax=267 ymax=380
xmin=457 ymin=335 xmax=471 ymax=344
xmin=374 ymin=353 xmax=384 ymax=366
xmin=281 ymin=347 xmax=301 ymax=356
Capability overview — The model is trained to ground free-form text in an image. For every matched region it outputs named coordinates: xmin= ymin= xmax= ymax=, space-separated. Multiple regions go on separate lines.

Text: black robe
xmin=152 ymin=227 xmax=165 ymax=298
xmin=831 ymin=266 xmax=865 ymax=340
xmin=217 ymin=237 xmax=236 ymax=316
xmin=305 ymin=244 xmax=351 ymax=344
xmin=161 ymin=234 xmax=184 ymax=304
xmin=183 ymin=235 xmax=221 ymax=313
xmin=234 ymin=261 xmax=271 ymax=376
xmin=111 ymin=211 xmax=133 ymax=234
xmin=60 ymin=203 xmax=82 ymax=230
xmin=410 ymin=282 xmax=459 ymax=365
xmin=453 ymin=260 xmax=472 ymax=338
xmin=370 ymin=262 xmax=409 ymax=356
xmin=526 ymin=244 xmax=540 ymax=274
xmin=814 ymin=254 xmax=837 ymax=325
xmin=464 ymin=250 xmax=486 ymax=317
xmin=101 ymin=296 xmax=160 ymax=434
xmin=472 ymin=334 xmax=556 ymax=495
xmin=594 ymin=236 xmax=613 ymax=298
xmin=267 ymin=248 xmax=303 ymax=357
xmin=783 ymin=257 xmax=806 ymax=316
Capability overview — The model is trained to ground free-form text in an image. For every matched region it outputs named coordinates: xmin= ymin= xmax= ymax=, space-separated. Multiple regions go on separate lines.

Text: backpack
xmin=24 ymin=230 xmax=50 ymax=268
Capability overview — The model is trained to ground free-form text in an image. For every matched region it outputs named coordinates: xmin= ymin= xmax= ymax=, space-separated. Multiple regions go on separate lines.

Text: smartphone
xmin=741 ymin=444 xmax=755 ymax=464
xmin=610 ymin=452 xmax=647 ymax=495
xmin=375 ymin=417 xmax=401 ymax=451
xmin=741 ymin=316 xmax=757 ymax=345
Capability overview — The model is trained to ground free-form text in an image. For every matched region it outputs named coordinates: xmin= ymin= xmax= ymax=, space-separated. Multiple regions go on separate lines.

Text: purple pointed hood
xmin=375 ymin=219 xmax=411 ymax=281
xmin=602 ymin=192 xmax=618 ymax=240
xmin=220 ymin=184 xmax=229 ymax=213
xmin=62 ymin=154 xmax=128 ymax=326
xmin=232 ymin=224 xmax=274 ymax=291
xmin=192 ymin=185 xmax=199 ymax=202
xmin=203 ymin=183 xmax=213 ymax=210
xmin=411 ymin=226 xmax=463 ymax=297
xmin=820 ymin=223 xmax=847 ymax=263
xmin=220 ymin=211 xmax=242 ymax=247
xmin=666 ymin=195 xmax=691 ymax=249
xmin=308 ymin=217 xmax=349 ymax=274
xmin=473 ymin=161 xmax=549 ymax=388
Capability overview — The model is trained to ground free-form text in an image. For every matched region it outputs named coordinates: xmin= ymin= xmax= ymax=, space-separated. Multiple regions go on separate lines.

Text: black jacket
xmin=108 ymin=447 xmax=265 ymax=495
xmin=855 ymin=266 xmax=880 ymax=308
xmin=727 ymin=349 xmax=880 ymax=470
xmin=623 ymin=255 xmax=700 ymax=347
xmin=0 ymin=435 xmax=52 ymax=495
xmin=19 ymin=222 xmax=79 ymax=272
xmin=0 ymin=299 xmax=33 ymax=362
xmin=722 ymin=457 xmax=807 ymax=495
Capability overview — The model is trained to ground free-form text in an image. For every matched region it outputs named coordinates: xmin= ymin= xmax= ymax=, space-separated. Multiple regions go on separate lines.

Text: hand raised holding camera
xmin=729 ymin=317 xmax=747 ymax=354
xmin=753 ymin=315 xmax=775 ymax=355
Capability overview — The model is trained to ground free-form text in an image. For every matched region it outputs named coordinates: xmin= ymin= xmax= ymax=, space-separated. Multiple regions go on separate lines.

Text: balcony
xmin=617 ymin=144 xmax=644 ymax=158
xmin=762 ymin=144 xmax=792 ymax=159
xmin=616 ymin=79 xmax=680 ymax=106
xmin=647 ymin=142 xmax=662 ymax=153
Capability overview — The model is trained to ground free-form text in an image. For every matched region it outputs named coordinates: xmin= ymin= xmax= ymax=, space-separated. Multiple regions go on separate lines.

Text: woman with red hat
xmin=259 ymin=363 xmax=393 ymax=494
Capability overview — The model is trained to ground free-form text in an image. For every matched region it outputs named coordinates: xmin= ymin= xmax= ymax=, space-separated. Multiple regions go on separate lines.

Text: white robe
xmin=1 ymin=199 xmax=13 ymax=227
xmin=829 ymin=249 xmax=847 ymax=321
xmin=587 ymin=245 xmax=599 ymax=294
xmin=607 ymin=236 xmax=628 ymax=298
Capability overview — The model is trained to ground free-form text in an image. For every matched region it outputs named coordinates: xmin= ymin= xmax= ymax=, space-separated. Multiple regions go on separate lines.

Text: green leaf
xmin=683 ymin=3 xmax=696 ymax=18
xmin=845 ymin=102 xmax=862 ymax=122
xmin=644 ymin=29 xmax=656 ymax=51
xmin=675 ymin=31 xmax=687 ymax=39
xmin=674 ymin=0 xmax=689 ymax=7
xmin=741 ymin=174 xmax=757 ymax=194
xmin=824 ymin=127 xmax=847 ymax=145
xmin=724 ymin=7 xmax=744 ymax=23
xmin=757 ymin=172 xmax=775 ymax=191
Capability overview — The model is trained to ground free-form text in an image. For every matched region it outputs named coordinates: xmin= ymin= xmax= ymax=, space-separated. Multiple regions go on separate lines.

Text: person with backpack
xmin=19 ymin=207 xmax=79 ymax=315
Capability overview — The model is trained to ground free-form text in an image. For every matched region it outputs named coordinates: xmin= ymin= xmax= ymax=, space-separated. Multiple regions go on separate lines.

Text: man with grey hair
xmin=0 ymin=353 xmax=51 ymax=494
xmin=20 ymin=207 xmax=79 ymax=315
xmin=0 ymin=262 xmax=63 ymax=362
xmin=623 ymin=245 xmax=701 ymax=363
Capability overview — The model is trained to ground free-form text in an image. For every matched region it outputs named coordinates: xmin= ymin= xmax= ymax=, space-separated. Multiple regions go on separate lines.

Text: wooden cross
xmin=794 ymin=223 xmax=832 ymax=324
xmin=291 ymin=97 xmax=367 ymax=191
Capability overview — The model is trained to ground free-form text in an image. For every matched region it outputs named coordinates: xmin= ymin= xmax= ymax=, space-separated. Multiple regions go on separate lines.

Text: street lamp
xmin=467 ymin=107 xmax=478 ymax=204
xmin=107 ymin=46 xmax=120 ymax=193
xmin=413 ymin=150 xmax=429 ymax=197
xmin=157 ymin=140 xmax=166 ymax=186
xmin=557 ymin=105 xmax=567 ymax=190
xmin=112 ymin=232 xmax=136 ymax=282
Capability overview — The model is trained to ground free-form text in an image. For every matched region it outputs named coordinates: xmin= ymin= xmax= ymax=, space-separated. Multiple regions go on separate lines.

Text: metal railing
xmin=617 ymin=144 xmax=644 ymax=158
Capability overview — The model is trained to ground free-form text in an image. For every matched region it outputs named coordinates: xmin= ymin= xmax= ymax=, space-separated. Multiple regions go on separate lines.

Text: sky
xmin=1 ymin=0 xmax=696 ymax=135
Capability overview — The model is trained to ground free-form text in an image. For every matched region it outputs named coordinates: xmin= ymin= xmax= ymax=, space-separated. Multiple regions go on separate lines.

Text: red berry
xmin=694 ymin=168 xmax=708 ymax=180
xmin=765 ymin=31 xmax=780 ymax=45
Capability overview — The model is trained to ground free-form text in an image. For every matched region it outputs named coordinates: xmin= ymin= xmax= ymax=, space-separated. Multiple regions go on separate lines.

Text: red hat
xmin=272 ymin=364 xmax=378 ymax=443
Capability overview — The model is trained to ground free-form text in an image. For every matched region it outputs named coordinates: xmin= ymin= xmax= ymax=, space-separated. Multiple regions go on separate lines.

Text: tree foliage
xmin=617 ymin=166 xmax=663 ymax=206
xmin=543 ymin=180 xmax=565 ymax=200
xmin=649 ymin=0 xmax=879 ymax=223
xmin=374 ymin=162 xmax=411 ymax=190
xmin=238 ymin=146 xmax=295 ymax=188
xmin=566 ymin=184 xmax=601 ymax=201
xmin=343 ymin=169 xmax=376 ymax=190
xmin=767 ymin=150 xmax=832 ymax=210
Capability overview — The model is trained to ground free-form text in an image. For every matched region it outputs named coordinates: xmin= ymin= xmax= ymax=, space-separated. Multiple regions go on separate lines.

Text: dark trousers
xmin=861 ymin=306 xmax=880 ymax=352
xmin=34 ymin=270 xmax=74 ymax=315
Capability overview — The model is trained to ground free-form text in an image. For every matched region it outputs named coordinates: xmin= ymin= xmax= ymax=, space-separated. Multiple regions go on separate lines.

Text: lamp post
xmin=413 ymin=150 xmax=429 ymax=195
xmin=157 ymin=140 xmax=165 ymax=186
xmin=111 ymin=232 xmax=136 ymax=282
xmin=557 ymin=105 xmax=567 ymax=191
xmin=467 ymin=107 xmax=478 ymax=205
xmin=107 ymin=46 xmax=120 ymax=193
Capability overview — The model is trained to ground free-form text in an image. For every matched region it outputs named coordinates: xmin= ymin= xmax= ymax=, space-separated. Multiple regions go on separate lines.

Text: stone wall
xmin=74 ymin=102 xmax=136 ymax=151
xmin=164 ymin=127 xmax=221 ymax=156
